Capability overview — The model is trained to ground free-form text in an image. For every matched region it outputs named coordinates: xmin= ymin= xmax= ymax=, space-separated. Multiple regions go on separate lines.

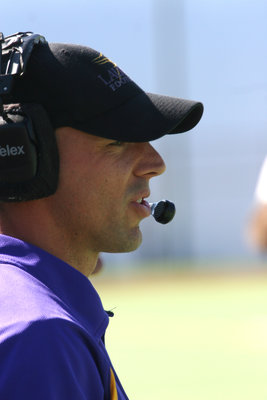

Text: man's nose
xmin=134 ymin=142 xmax=166 ymax=179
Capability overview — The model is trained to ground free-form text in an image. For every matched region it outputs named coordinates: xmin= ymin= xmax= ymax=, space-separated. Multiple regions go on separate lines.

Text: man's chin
xmin=121 ymin=228 xmax=143 ymax=252
xmin=103 ymin=229 xmax=142 ymax=254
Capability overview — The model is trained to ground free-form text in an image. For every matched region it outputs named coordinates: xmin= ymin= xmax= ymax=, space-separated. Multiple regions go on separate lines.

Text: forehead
xmin=54 ymin=127 xmax=133 ymax=165
xmin=55 ymin=127 xmax=111 ymax=147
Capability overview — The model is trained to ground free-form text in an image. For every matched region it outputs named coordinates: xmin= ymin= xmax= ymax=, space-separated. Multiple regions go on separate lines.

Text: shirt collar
xmin=0 ymin=234 xmax=109 ymax=339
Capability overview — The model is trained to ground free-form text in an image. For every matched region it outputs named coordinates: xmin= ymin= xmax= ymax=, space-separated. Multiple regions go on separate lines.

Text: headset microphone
xmin=149 ymin=200 xmax=176 ymax=224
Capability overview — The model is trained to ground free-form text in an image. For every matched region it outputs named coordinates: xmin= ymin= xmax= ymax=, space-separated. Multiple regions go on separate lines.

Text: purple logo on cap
xmin=92 ymin=53 xmax=131 ymax=92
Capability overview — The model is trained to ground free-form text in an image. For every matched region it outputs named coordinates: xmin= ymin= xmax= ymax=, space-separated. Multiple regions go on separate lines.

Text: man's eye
xmin=109 ymin=140 xmax=124 ymax=146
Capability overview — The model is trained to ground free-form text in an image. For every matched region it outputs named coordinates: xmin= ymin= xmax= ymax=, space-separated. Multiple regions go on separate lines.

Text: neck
xmin=0 ymin=201 xmax=99 ymax=277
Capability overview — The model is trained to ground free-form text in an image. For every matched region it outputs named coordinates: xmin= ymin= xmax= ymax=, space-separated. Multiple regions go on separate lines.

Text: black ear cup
xmin=0 ymin=103 xmax=59 ymax=201
xmin=0 ymin=106 xmax=38 ymax=183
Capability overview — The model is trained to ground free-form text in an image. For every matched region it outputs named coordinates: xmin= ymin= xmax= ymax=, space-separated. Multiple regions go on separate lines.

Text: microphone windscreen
xmin=150 ymin=200 xmax=176 ymax=224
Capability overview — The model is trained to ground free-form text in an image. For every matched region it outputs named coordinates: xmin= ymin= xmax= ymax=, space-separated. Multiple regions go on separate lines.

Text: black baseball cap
xmin=6 ymin=41 xmax=204 ymax=142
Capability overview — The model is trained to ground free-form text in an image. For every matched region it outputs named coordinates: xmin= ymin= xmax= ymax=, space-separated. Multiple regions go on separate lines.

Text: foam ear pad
xmin=0 ymin=103 xmax=59 ymax=201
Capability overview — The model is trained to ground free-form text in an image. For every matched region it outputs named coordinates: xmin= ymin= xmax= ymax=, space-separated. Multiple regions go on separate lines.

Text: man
xmin=249 ymin=156 xmax=267 ymax=251
xmin=0 ymin=32 xmax=203 ymax=399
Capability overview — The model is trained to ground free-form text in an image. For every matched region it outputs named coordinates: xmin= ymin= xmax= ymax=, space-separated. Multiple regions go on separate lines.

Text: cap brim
xmin=68 ymin=91 xmax=204 ymax=142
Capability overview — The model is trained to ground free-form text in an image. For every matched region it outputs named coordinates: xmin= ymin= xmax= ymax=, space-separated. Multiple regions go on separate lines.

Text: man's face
xmin=47 ymin=127 xmax=166 ymax=254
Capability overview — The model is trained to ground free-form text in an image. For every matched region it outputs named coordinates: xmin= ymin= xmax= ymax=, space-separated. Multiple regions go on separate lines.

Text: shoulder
xmin=0 ymin=262 xmax=69 ymax=324
xmin=0 ymin=318 xmax=104 ymax=399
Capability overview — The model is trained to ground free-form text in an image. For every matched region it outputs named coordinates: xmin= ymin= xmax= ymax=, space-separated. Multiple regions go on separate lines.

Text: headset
xmin=0 ymin=32 xmax=177 ymax=225
xmin=0 ymin=32 xmax=59 ymax=202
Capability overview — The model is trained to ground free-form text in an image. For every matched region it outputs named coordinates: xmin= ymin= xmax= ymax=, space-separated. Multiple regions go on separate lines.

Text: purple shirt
xmin=0 ymin=234 xmax=129 ymax=400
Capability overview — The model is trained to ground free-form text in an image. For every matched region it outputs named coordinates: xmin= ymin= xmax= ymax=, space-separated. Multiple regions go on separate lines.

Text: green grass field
xmin=92 ymin=265 xmax=267 ymax=400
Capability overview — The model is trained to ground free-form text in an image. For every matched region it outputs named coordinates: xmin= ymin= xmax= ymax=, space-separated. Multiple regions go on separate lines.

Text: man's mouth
xmin=135 ymin=197 xmax=150 ymax=207
xmin=131 ymin=197 xmax=151 ymax=218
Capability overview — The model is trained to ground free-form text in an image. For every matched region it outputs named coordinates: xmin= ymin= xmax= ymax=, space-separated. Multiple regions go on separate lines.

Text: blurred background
xmin=2 ymin=0 xmax=267 ymax=399
xmin=2 ymin=0 xmax=267 ymax=263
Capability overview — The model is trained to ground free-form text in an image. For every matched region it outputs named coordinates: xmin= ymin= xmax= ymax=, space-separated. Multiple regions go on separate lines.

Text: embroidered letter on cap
xmin=92 ymin=52 xmax=131 ymax=92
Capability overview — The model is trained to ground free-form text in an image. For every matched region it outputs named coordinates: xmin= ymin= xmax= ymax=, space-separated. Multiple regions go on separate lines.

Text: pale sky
xmin=1 ymin=0 xmax=267 ymax=258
